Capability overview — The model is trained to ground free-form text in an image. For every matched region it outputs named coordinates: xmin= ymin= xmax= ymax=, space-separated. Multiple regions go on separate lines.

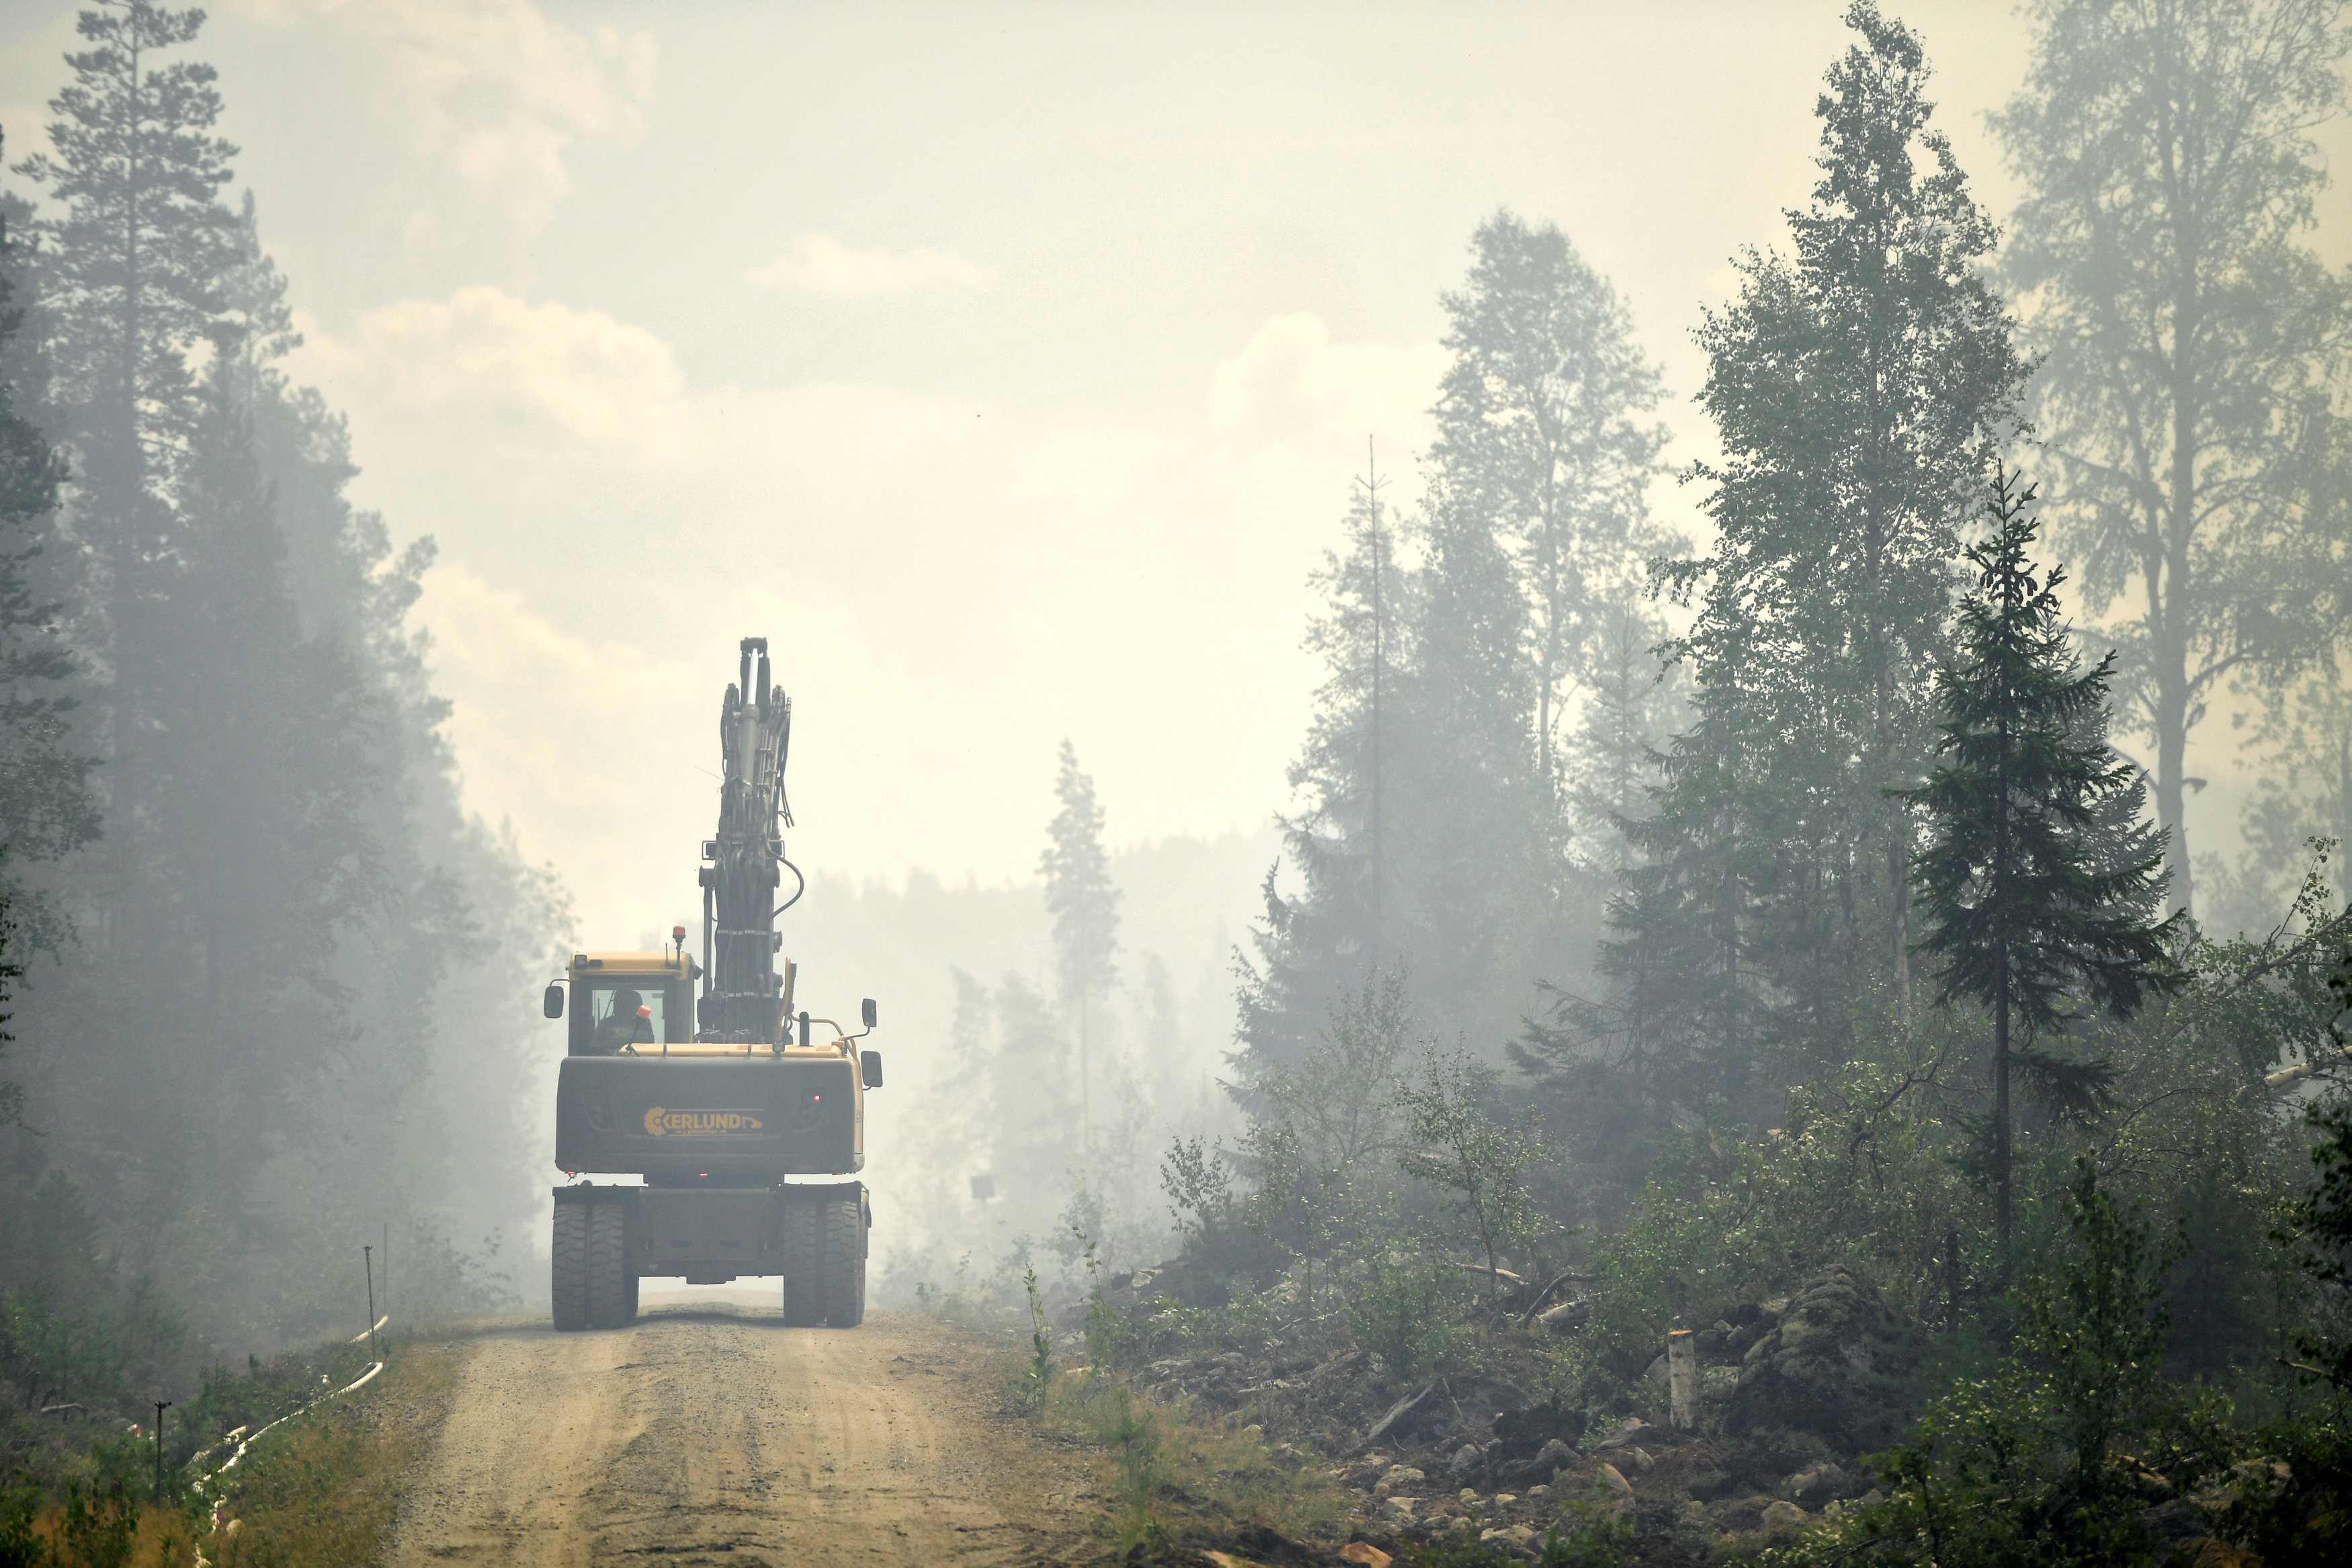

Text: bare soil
xmin=384 ymin=1305 xmax=1096 ymax=1567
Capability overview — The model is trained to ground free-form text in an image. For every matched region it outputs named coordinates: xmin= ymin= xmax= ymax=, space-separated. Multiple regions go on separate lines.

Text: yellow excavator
xmin=542 ymin=638 xmax=884 ymax=1330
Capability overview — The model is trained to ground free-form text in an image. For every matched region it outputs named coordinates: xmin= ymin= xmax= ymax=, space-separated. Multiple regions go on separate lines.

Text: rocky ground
xmin=1061 ymin=1262 xmax=2220 ymax=1565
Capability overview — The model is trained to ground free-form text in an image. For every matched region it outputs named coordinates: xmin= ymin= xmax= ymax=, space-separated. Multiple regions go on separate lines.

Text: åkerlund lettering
xmin=641 ymin=1107 xmax=767 ymax=1137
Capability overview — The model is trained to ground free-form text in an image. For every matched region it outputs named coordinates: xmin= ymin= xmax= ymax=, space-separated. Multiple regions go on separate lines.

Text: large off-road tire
xmin=551 ymin=1203 xmax=589 ymax=1332
xmin=821 ymin=1195 xmax=865 ymax=1328
xmin=588 ymin=1203 xmax=630 ymax=1330
xmin=623 ymin=1268 xmax=640 ymax=1323
xmin=780 ymin=1192 xmax=823 ymax=1326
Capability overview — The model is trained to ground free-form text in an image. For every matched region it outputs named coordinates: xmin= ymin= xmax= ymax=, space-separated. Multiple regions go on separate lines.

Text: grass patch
xmin=1019 ymin=1361 xmax=1347 ymax=1557
xmin=3 ymin=1481 xmax=200 ymax=1568
xmin=204 ymin=1338 xmax=464 ymax=1568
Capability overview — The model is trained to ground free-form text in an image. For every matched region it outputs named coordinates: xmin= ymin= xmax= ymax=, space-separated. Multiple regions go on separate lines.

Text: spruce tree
xmin=0 ymin=11 xmax=569 ymax=1343
xmin=1238 ymin=447 xmax=1416 ymax=1076
xmin=1041 ymin=740 xmax=1119 ymax=1145
xmin=159 ymin=326 xmax=384 ymax=1018
xmin=1904 ymin=470 xmax=2183 ymax=1246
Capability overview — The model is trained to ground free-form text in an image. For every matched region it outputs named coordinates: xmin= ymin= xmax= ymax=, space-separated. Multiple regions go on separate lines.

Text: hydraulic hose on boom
xmin=699 ymin=637 xmax=794 ymax=1043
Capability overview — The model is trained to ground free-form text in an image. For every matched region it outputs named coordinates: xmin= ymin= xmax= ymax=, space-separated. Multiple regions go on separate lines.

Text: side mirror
xmin=860 ymin=1051 xmax=884 ymax=1089
xmin=861 ymin=997 xmax=878 ymax=1029
xmin=543 ymin=982 xmax=565 ymax=1020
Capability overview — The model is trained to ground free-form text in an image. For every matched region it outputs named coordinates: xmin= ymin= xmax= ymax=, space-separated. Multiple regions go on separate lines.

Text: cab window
xmin=569 ymin=976 xmax=685 ymax=1053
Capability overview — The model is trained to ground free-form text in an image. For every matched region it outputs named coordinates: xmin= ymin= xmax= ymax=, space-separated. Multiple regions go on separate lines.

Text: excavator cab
xmin=554 ymin=955 xmax=694 ymax=1054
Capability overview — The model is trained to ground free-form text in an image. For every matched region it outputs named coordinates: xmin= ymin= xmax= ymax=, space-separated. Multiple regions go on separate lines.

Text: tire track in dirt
xmin=387 ymin=1307 xmax=1091 ymax=1567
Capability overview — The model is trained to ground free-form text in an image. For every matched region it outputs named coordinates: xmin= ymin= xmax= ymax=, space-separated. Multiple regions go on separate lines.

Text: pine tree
xmin=0 ymin=144 xmax=99 ymax=943
xmin=1994 ymin=0 xmax=2352 ymax=917
xmin=1903 ymin=470 xmax=2183 ymax=1246
xmin=13 ymin=0 xmax=236 ymax=763
xmin=1040 ymin=740 xmax=1119 ymax=1145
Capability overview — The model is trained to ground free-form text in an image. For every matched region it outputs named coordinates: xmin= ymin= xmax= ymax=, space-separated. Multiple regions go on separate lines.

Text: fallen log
xmin=1356 ymin=1382 xmax=1433 ymax=1451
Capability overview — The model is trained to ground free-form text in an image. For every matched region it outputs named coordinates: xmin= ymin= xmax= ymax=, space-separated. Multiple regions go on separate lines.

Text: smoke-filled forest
xmin=6 ymin=0 xmax=2352 ymax=1564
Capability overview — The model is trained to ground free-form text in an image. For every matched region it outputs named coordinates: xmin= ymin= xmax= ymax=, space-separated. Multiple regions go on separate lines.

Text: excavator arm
xmin=698 ymin=637 xmax=794 ymax=1043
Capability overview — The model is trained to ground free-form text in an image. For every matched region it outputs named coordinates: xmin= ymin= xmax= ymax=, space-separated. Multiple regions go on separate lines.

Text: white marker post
xmin=1667 ymin=1328 xmax=1697 ymax=1430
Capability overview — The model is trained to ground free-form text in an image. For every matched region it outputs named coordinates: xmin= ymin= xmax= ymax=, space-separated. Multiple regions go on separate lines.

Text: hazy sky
xmin=1 ymin=1 xmax=2343 ymax=945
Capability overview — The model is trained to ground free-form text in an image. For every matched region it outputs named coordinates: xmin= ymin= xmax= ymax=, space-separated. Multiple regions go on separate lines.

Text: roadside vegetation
xmin=897 ymin=7 xmax=2352 ymax=1563
xmin=0 ymin=1323 xmax=454 ymax=1568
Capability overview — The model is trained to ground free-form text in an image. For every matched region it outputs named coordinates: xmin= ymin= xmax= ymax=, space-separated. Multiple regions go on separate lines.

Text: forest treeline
xmin=0 ymin=0 xmax=569 ymax=1458
xmin=895 ymin=3 xmax=2352 ymax=1563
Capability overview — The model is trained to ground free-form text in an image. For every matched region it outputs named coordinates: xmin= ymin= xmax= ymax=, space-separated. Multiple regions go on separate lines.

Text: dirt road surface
xmin=386 ymin=1306 xmax=1094 ymax=1567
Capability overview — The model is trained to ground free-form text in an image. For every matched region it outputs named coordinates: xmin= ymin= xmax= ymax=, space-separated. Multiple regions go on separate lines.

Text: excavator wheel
xmin=781 ymin=1192 xmax=823 ymax=1325
xmin=821 ymin=1195 xmax=865 ymax=1327
xmin=552 ymin=1202 xmax=589 ymax=1332
xmin=588 ymin=1203 xmax=631 ymax=1330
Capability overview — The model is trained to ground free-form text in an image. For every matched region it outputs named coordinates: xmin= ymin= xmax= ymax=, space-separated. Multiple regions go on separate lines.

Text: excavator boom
xmin=700 ymin=637 xmax=794 ymax=1043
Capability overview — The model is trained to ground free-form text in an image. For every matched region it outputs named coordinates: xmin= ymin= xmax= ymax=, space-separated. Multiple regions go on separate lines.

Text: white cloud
xmin=1210 ymin=312 xmax=1447 ymax=456
xmin=289 ymin=288 xmax=1376 ymax=939
xmin=243 ymin=0 xmax=655 ymax=239
xmin=746 ymin=233 xmax=996 ymax=298
xmin=292 ymin=286 xmax=687 ymax=457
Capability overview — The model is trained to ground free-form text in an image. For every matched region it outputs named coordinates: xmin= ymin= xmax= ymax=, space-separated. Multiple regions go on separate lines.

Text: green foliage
xmin=1022 ymin=1264 xmax=1053 ymax=1409
xmin=1395 ymin=1045 xmax=1553 ymax=1305
xmin=2014 ymin=1162 xmax=2184 ymax=1487
xmin=1588 ymin=1 xmax=2033 ymax=1189
xmin=0 ymin=1473 xmax=44 ymax=1568
xmin=1534 ymin=1502 xmax=1640 ymax=1567
xmin=1103 ymin=1387 xmax=1165 ymax=1552
xmin=1907 ymin=473 xmax=2183 ymax=1041
xmin=0 ymin=0 xmax=562 ymax=1364
xmin=1041 ymin=740 xmax=1122 ymax=1005
xmin=2211 ymin=1409 xmax=2352 ymax=1563
xmin=0 ymin=226 xmax=95 ymax=955
xmin=1904 ymin=471 xmax=2184 ymax=1238
xmin=1040 ymin=739 xmax=1120 ymax=1147
xmin=1072 ymin=1227 xmax=1139 ymax=1374
xmin=1241 ymin=208 xmax=1678 ymax=1075
xmin=1345 ymin=1248 xmax=1466 ymax=1384
xmin=55 ymin=1477 xmax=134 ymax=1568
xmin=1767 ymin=1162 xmax=2234 ymax=1566
xmin=1994 ymin=0 xmax=2352 ymax=907
xmin=1243 ymin=967 xmax=1411 ymax=1173
xmin=2285 ymin=1092 xmax=2352 ymax=1391
xmin=1239 ymin=458 xmax=1410 ymax=1061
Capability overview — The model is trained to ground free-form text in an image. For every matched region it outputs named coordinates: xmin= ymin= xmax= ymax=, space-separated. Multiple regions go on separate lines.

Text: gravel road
xmin=384 ymin=1306 xmax=1090 ymax=1567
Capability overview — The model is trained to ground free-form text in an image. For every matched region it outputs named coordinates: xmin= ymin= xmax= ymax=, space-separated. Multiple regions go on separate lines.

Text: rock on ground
xmin=1727 ymin=1268 xmax=1920 ymax=1447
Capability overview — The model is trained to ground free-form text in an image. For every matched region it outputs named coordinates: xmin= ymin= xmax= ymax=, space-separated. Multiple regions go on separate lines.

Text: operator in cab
xmin=589 ymin=988 xmax=657 ymax=1055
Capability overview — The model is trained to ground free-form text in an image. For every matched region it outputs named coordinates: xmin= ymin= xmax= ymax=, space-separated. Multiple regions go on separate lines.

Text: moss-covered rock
xmin=1724 ymin=1269 xmax=1920 ymax=1446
